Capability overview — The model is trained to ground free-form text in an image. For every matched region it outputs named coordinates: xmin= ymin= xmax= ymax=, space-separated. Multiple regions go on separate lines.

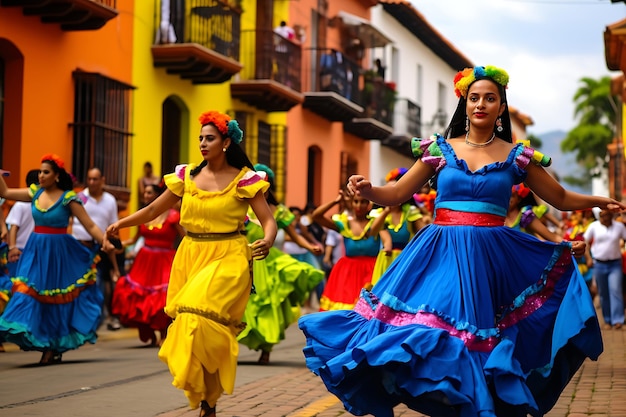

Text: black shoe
xmin=199 ymin=401 xmax=215 ymax=417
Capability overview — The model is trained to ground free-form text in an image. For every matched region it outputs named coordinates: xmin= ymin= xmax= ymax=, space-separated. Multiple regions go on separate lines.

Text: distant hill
xmin=534 ymin=130 xmax=592 ymax=194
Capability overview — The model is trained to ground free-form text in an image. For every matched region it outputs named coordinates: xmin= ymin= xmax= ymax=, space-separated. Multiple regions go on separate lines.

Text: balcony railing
xmin=230 ymin=29 xmax=303 ymax=112
xmin=361 ymin=74 xmax=395 ymax=127
xmin=300 ymin=47 xmax=393 ymax=137
xmin=301 ymin=48 xmax=364 ymax=121
xmin=0 ymin=0 xmax=118 ymax=31
xmin=383 ymin=98 xmax=422 ymax=155
xmin=151 ymin=0 xmax=242 ymax=84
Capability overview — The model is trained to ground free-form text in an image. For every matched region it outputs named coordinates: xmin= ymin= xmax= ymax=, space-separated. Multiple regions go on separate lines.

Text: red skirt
xmin=112 ymin=246 xmax=174 ymax=333
xmin=319 ymin=255 xmax=376 ymax=311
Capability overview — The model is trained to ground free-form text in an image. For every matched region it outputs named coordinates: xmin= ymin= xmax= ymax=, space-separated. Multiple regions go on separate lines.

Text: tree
xmin=560 ymin=76 xmax=618 ymax=181
xmin=526 ymin=133 xmax=542 ymax=149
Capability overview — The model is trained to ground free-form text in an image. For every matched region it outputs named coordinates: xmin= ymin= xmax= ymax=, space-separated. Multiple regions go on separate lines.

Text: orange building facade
xmin=0 ymin=1 xmax=133 ymax=207
xmin=285 ymin=0 xmax=384 ymax=209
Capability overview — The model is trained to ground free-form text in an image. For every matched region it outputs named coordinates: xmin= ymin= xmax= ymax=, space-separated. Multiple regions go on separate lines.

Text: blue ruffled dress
xmin=0 ymin=186 xmax=103 ymax=353
xmin=298 ymin=135 xmax=602 ymax=417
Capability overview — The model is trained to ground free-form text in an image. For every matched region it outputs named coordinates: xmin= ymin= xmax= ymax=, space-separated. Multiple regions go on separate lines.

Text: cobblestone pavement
xmin=158 ymin=324 xmax=626 ymax=417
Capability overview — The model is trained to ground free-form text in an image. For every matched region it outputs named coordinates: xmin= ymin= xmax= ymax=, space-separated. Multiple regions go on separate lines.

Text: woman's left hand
xmin=250 ymin=239 xmax=271 ymax=260
xmin=570 ymin=240 xmax=586 ymax=258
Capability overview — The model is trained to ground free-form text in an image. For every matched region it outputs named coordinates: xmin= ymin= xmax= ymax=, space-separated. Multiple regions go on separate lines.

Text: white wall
xmin=369 ymin=5 xmax=465 ymax=186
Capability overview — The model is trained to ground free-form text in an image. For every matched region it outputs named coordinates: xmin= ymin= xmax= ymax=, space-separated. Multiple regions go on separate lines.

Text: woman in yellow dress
xmin=106 ymin=110 xmax=277 ymax=417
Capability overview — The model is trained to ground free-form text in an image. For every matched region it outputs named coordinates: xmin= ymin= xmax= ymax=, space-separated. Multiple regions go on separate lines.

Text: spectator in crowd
xmin=72 ymin=167 xmax=121 ymax=331
xmin=583 ymin=209 xmax=626 ymax=330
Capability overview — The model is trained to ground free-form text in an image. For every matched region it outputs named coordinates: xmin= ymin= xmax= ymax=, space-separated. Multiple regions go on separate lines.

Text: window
xmin=71 ymin=71 xmax=134 ymax=188
xmin=257 ymin=120 xmax=287 ymax=202
xmin=340 ymin=151 xmax=357 ymax=190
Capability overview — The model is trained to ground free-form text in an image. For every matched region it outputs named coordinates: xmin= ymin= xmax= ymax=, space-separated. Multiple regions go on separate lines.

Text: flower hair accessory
xmin=198 ymin=111 xmax=244 ymax=144
xmin=454 ymin=65 xmax=509 ymax=98
xmin=385 ymin=167 xmax=408 ymax=183
xmin=41 ymin=153 xmax=65 ymax=170
xmin=227 ymin=119 xmax=243 ymax=144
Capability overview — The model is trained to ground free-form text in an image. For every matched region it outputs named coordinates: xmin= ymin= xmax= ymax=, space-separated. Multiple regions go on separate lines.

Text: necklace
xmin=465 ymin=132 xmax=495 ymax=148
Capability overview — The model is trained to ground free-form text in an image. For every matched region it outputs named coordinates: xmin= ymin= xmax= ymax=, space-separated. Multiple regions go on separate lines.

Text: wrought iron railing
xmin=303 ymin=47 xmax=361 ymax=103
xmin=393 ymin=98 xmax=421 ymax=138
xmin=302 ymin=48 xmax=394 ymax=126
xmin=154 ymin=0 xmax=241 ymax=61
xmin=238 ymin=29 xmax=301 ymax=91
xmin=96 ymin=0 xmax=117 ymax=7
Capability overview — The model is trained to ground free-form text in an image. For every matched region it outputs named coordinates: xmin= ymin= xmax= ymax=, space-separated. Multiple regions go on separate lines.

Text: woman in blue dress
xmin=299 ymin=66 xmax=624 ymax=417
xmin=0 ymin=154 xmax=106 ymax=365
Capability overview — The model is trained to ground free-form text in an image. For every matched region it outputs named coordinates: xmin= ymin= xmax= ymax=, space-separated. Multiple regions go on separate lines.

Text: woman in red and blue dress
xmin=113 ymin=183 xmax=185 ymax=346
xmin=0 ymin=154 xmax=106 ymax=365
xmin=312 ymin=191 xmax=380 ymax=311
xmin=299 ymin=66 xmax=622 ymax=417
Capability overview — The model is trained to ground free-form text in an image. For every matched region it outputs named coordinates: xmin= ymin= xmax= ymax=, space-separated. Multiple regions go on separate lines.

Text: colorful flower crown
xmin=198 ymin=110 xmax=243 ymax=144
xmin=453 ymin=65 xmax=509 ymax=98
xmin=41 ymin=153 xmax=65 ymax=170
xmin=385 ymin=167 xmax=408 ymax=183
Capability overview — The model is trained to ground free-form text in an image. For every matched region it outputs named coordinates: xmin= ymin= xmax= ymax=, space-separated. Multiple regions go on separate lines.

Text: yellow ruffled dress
xmin=158 ymin=164 xmax=269 ymax=409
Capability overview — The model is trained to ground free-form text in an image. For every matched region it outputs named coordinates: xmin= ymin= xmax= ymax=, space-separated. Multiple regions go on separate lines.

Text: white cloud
xmin=409 ymin=0 xmax=623 ymax=134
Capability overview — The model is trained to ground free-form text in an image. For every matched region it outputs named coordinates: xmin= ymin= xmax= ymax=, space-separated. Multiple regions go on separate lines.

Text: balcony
xmin=343 ymin=74 xmax=394 ymax=140
xmin=0 ymin=0 xmax=118 ymax=31
xmin=151 ymin=0 xmax=242 ymax=84
xmin=382 ymin=98 xmax=421 ymax=156
xmin=230 ymin=29 xmax=303 ymax=112
xmin=301 ymin=48 xmax=364 ymax=121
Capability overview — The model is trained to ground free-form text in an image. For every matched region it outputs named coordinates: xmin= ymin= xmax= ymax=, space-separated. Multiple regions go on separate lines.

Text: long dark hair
xmin=42 ymin=159 xmax=73 ymax=191
xmin=444 ymin=78 xmax=513 ymax=143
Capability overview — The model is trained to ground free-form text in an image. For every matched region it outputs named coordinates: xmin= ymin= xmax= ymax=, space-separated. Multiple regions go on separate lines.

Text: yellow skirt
xmin=158 ymin=235 xmax=252 ymax=409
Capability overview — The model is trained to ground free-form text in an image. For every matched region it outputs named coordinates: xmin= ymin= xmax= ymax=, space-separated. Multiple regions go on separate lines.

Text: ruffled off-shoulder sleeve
xmin=164 ymin=164 xmax=187 ymax=197
xmin=331 ymin=212 xmax=347 ymax=234
xmin=62 ymin=190 xmax=81 ymax=206
xmin=411 ymin=135 xmax=446 ymax=172
xmin=236 ymin=168 xmax=270 ymax=199
xmin=28 ymin=183 xmax=40 ymax=199
xmin=275 ymin=204 xmax=295 ymax=229
xmin=405 ymin=204 xmax=423 ymax=222
xmin=514 ymin=145 xmax=552 ymax=170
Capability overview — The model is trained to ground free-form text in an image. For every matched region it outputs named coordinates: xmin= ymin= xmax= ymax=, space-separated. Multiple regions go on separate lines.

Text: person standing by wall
xmin=584 ymin=209 xmax=626 ymax=330
xmin=137 ymin=161 xmax=161 ymax=209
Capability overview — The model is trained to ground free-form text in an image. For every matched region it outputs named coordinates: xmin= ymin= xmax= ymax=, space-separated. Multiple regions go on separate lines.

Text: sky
xmin=409 ymin=0 xmax=625 ymax=135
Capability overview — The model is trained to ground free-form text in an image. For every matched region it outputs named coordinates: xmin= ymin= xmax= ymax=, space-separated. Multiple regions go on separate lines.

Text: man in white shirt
xmin=71 ymin=167 xmax=121 ymax=330
xmin=583 ymin=209 xmax=626 ymax=330
xmin=6 ymin=169 xmax=39 ymax=276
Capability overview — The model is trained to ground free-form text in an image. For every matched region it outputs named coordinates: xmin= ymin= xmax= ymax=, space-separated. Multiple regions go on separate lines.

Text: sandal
xmin=39 ymin=351 xmax=62 ymax=365
xmin=199 ymin=401 xmax=216 ymax=417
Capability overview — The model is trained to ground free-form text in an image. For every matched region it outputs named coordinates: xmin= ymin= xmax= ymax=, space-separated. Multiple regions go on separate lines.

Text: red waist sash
xmin=434 ymin=209 xmax=504 ymax=227
xmin=34 ymin=225 xmax=67 ymax=234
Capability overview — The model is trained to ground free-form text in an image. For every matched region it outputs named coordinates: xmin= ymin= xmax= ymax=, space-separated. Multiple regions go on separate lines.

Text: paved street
xmin=1 ymin=310 xmax=625 ymax=417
